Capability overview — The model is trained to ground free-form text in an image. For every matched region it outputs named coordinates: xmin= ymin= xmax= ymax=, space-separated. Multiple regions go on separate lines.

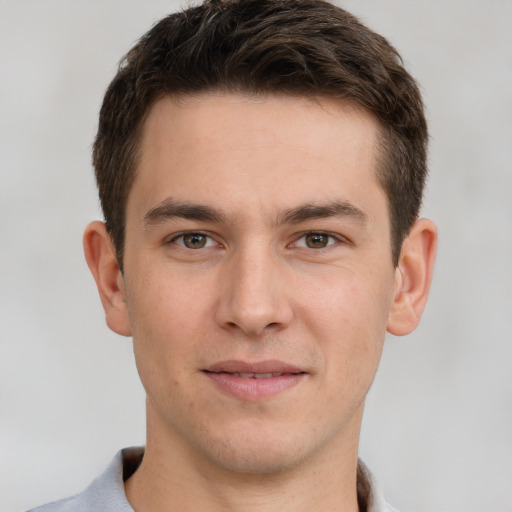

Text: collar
xmin=75 ymin=447 xmax=398 ymax=512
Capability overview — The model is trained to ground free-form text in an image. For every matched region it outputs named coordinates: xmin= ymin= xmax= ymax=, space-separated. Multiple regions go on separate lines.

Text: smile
xmin=203 ymin=361 xmax=306 ymax=401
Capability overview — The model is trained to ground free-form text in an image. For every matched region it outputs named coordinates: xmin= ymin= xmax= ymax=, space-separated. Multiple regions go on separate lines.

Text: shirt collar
xmin=93 ymin=447 xmax=397 ymax=512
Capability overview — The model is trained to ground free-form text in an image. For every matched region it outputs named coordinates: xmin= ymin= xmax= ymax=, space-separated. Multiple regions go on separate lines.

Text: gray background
xmin=1 ymin=1 xmax=511 ymax=511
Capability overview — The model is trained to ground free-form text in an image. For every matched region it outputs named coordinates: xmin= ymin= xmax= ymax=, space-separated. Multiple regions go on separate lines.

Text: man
xmin=30 ymin=1 xmax=436 ymax=511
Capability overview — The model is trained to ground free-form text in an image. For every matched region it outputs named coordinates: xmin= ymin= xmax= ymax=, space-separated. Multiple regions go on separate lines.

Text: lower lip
xmin=204 ymin=372 xmax=305 ymax=401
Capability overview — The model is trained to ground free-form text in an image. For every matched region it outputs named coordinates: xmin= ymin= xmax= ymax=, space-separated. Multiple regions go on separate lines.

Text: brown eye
xmin=168 ymin=232 xmax=218 ymax=251
xmin=305 ymin=233 xmax=330 ymax=248
xmin=182 ymin=233 xmax=208 ymax=249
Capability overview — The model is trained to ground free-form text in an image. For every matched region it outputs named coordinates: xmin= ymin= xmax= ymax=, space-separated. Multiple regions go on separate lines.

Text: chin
xmin=192 ymin=424 xmax=317 ymax=475
xmin=203 ymin=442 xmax=305 ymax=475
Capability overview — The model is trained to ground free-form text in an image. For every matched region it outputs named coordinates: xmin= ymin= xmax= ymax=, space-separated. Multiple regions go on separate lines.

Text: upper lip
xmin=204 ymin=360 xmax=305 ymax=374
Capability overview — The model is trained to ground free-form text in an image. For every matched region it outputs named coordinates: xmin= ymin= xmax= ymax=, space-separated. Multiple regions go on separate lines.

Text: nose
xmin=215 ymin=243 xmax=293 ymax=337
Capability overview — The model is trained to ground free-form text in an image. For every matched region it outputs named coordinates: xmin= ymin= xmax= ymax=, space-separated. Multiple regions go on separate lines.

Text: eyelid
xmin=290 ymin=230 xmax=350 ymax=249
xmin=164 ymin=229 xmax=350 ymax=250
xmin=165 ymin=230 xmax=219 ymax=248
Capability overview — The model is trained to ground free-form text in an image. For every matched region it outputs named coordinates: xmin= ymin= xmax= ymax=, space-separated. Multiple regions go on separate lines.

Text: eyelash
xmin=166 ymin=230 xmax=348 ymax=251
xmin=167 ymin=231 xmax=218 ymax=249
xmin=291 ymin=231 xmax=348 ymax=250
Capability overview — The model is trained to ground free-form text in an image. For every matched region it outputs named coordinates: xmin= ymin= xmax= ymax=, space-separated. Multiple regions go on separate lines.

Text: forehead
xmin=128 ymin=93 xmax=384 ymax=221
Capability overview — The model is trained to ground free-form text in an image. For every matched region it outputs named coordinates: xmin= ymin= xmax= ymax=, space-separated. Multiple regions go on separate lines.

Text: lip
xmin=203 ymin=359 xmax=307 ymax=401
xmin=206 ymin=359 xmax=304 ymax=374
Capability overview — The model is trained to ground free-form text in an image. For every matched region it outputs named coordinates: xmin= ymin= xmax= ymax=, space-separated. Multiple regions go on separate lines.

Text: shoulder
xmin=26 ymin=447 xmax=143 ymax=512
xmin=27 ymin=493 xmax=84 ymax=512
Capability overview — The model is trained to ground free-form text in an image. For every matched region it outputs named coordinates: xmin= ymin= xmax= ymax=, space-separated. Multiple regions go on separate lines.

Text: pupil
xmin=307 ymin=233 xmax=328 ymax=248
xmin=184 ymin=234 xmax=206 ymax=249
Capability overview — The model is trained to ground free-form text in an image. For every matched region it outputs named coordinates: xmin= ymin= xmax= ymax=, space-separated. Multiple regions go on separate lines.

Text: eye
xmin=294 ymin=232 xmax=339 ymax=249
xmin=170 ymin=232 xmax=217 ymax=249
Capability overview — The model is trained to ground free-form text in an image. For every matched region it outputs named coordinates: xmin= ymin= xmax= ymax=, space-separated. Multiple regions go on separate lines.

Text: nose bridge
xmin=216 ymin=238 xmax=292 ymax=336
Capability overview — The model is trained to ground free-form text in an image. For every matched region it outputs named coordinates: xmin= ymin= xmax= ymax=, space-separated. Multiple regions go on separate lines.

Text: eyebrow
xmin=277 ymin=201 xmax=368 ymax=226
xmin=143 ymin=199 xmax=368 ymax=227
xmin=143 ymin=199 xmax=228 ymax=226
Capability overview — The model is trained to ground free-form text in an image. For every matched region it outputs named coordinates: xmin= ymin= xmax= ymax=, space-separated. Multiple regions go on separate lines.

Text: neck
xmin=125 ymin=404 xmax=363 ymax=512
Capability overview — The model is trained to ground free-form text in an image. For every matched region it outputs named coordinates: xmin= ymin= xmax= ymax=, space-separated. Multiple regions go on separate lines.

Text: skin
xmin=84 ymin=93 xmax=437 ymax=512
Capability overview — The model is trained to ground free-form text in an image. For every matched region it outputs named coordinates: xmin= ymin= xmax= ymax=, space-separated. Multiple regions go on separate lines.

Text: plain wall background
xmin=1 ymin=1 xmax=511 ymax=511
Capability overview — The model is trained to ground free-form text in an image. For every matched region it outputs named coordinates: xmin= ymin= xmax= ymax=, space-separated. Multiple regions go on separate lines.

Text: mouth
xmin=208 ymin=371 xmax=298 ymax=379
xmin=203 ymin=360 xmax=306 ymax=401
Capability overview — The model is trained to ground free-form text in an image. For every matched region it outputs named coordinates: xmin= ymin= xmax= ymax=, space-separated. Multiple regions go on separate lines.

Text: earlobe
xmin=83 ymin=221 xmax=132 ymax=337
xmin=387 ymin=218 xmax=437 ymax=336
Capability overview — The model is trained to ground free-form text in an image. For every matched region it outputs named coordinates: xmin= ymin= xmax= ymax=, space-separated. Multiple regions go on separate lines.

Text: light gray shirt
xmin=28 ymin=447 xmax=398 ymax=512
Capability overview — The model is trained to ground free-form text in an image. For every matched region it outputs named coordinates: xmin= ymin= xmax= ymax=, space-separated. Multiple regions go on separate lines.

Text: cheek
xmin=127 ymin=262 xmax=213 ymax=333
xmin=127 ymin=287 xmax=196 ymax=413
xmin=124 ymin=271 xmax=211 ymax=381
xmin=297 ymin=270 xmax=392 ymax=376
xmin=299 ymin=268 xmax=393 ymax=332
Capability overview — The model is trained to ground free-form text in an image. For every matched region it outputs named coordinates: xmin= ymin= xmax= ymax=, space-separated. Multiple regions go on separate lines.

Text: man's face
xmin=121 ymin=93 xmax=399 ymax=473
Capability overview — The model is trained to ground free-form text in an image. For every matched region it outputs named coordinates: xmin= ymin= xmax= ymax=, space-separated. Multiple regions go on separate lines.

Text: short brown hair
xmin=93 ymin=0 xmax=428 ymax=267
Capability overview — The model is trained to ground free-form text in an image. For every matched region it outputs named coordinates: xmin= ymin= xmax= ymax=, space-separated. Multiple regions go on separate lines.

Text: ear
xmin=387 ymin=218 xmax=437 ymax=336
xmin=83 ymin=221 xmax=132 ymax=337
